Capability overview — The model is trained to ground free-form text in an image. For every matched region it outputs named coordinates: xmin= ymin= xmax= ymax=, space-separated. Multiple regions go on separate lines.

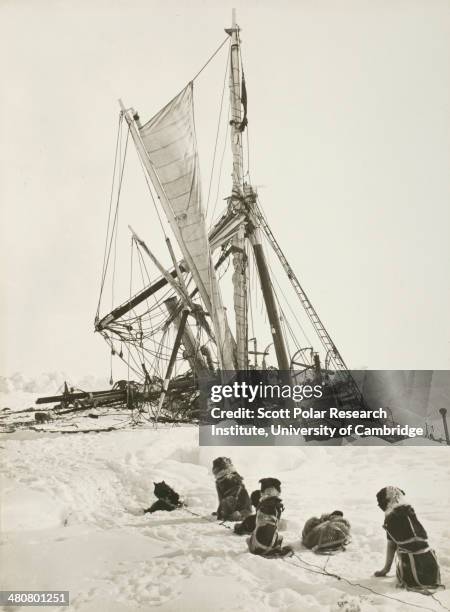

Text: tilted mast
xmin=248 ymin=204 xmax=291 ymax=371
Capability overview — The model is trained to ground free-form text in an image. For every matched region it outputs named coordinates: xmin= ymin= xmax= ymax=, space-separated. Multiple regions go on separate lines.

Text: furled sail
xmin=138 ymin=83 xmax=236 ymax=370
xmin=228 ymin=21 xmax=248 ymax=370
xmin=232 ymin=225 xmax=247 ymax=369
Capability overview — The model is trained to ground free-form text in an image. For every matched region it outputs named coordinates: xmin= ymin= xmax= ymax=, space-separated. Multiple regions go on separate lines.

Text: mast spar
xmin=226 ymin=10 xmax=291 ymax=372
xmin=227 ymin=9 xmax=248 ymax=370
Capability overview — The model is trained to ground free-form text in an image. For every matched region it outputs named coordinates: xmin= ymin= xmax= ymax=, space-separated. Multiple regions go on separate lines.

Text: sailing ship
xmin=90 ymin=10 xmax=366 ymax=424
xmin=36 ymin=11 xmax=370 ymax=435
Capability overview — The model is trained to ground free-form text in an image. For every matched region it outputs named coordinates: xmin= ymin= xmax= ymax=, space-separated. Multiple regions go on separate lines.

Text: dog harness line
xmin=384 ymin=515 xmax=442 ymax=590
xmin=249 ymin=512 xmax=282 ymax=555
xmin=384 ymin=515 xmax=429 ymax=553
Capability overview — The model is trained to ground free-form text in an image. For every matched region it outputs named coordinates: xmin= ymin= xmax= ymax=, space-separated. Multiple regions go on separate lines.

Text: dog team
xmin=145 ymin=456 xmax=443 ymax=595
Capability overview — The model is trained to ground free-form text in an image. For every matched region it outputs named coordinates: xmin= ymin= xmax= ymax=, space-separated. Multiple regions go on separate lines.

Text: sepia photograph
xmin=1 ymin=1 xmax=449 ymax=610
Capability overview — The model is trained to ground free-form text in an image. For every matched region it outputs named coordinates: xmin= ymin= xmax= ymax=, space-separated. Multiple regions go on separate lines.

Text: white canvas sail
xmin=138 ymin=83 xmax=236 ymax=370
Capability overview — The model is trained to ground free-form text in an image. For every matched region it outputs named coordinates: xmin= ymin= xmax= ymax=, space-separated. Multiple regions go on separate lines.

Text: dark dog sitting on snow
xmin=143 ymin=481 xmax=183 ymax=514
xmin=212 ymin=457 xmax=252 ymax=521
xmin=234 ymin=489 xmax=261 ymax=535
xmin=247 ymin=478 xmax=292 ymax=557
xmin=374 ymin=486 xmax=442 ymax=593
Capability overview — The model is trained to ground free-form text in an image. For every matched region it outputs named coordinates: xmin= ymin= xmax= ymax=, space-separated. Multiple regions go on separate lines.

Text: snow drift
xmin=1 ymin=423 xmax=449 ymax=611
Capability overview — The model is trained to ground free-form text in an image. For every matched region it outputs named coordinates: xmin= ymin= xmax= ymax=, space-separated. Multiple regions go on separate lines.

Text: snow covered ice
xmin=1 ymin=421 xmax=449 ymax=611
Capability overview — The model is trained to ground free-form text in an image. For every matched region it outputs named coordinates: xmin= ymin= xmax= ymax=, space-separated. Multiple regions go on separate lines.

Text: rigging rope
xmin=209 ymin=106 xmax=230 ymax=227
xmin=245 ymin=123 xmax=251 ymax=182
xmin=97 ymin=115 xmax=124 ymax=318
xmin=206 ymin=42 xmax=230 ymax=219
xmin=135 ymin=245 xmax=159 ymax=368
xmin=265 ymin=246 xmax=313 ymax=348
xmin=126 ymin=237 xmax=136 ymax=385
xmin=255 ymin=198 xmax=351 ymax=378
xmin=97 ymin=125 xmax=130 ymax=318
xmin=136 ymin=152 xmax=167 ymax=238
xmin=190 ymin=36 xmax=230 ymax=84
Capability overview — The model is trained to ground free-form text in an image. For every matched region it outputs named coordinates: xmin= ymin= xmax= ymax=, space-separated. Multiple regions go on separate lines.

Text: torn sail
xmin=138 ymin=83 xmax=236 ymax=369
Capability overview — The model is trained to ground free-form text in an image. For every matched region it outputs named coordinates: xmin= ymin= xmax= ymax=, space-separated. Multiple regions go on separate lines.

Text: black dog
xmin=247 ymin=478 xmax=292 ymax=557
xmin=212 ymin=457 xmax=252 ymax=521
xmin=144 ymin=481 xmax=183 ymax=514
xmin=35 ymin=412 xmax=51 ymax=423
xmin=375 ymin=486 xmax=442 ymax=592
xmin=234 ymin=490 xmax=261 ymax=535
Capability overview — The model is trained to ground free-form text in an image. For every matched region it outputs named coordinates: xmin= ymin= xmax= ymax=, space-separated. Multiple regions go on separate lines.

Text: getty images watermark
xmin=197 ymin=370 xmax=446 ymax=446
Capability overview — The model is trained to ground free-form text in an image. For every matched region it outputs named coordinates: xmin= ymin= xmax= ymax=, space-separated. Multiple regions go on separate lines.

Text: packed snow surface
xmin=1 ymin=424 xmax=449 ymax=611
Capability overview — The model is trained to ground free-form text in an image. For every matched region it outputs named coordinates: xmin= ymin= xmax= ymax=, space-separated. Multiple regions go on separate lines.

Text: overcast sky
xmin=1 ymin=0 xmax=449 ymax=379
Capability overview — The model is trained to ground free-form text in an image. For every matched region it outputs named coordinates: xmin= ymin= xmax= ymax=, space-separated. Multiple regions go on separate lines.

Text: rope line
xmin=190 ymin=37 xmax=230 ymax=84
xmin=136 ymin=152 xmax=167 ymax=237
xmin=265 ymin=248 xmax=313 ymax=348
xmin=206 ymin=42 xmax=230 ymax=218
xmin=283 ymin=553 xmax=446 ymax=612
xmin=99 ymin=126 xmax=130 ymax=316
xmin=97 ymin=115 xmax=124 ymax=317
xmin=209 ymin=107 xmax=230 ymax=227
xmin=432 ymin=594 xmax=450 ymax=611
